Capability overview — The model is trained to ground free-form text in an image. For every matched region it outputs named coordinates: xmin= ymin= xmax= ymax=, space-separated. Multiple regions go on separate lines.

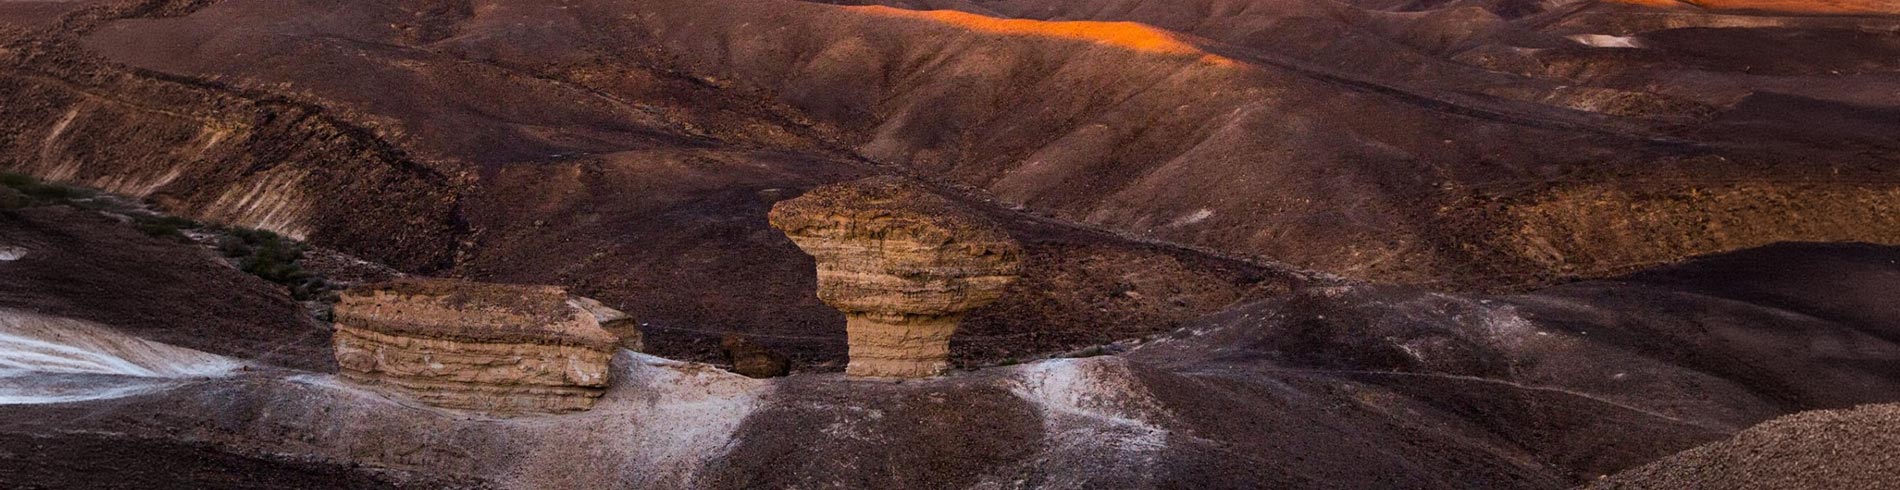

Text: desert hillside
xmin=0 ymin=0 xmax=1897 ymax=487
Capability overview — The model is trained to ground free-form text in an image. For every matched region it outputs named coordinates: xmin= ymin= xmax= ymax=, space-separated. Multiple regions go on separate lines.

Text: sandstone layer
xmin=331 ymin=279 xmax=633 ymax=414
xmin=770 ymin=177 xmax=1022 ymax=378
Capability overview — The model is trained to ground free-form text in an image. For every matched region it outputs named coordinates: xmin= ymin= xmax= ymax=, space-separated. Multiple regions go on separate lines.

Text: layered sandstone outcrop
xmin=331 ymin=279 xmax=637 ymax=414
xmin=769 ymin=177 xmax=1023 ymax=378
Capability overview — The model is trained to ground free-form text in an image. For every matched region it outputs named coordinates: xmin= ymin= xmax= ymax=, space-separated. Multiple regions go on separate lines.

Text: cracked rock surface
xmin=332 ymin=279 xmax=633 ymax=414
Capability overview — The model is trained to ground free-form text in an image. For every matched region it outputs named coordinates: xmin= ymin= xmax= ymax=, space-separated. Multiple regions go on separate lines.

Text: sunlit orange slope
xmin=845 ymin=6 xmax=1223 ymax=59
xmin=1611 ymin=0 xmax=1900 ymax=15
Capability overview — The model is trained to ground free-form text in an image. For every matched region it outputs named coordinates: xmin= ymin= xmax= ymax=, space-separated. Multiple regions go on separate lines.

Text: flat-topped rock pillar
xmin=769 ymin=177 xmax=1022 ymax=378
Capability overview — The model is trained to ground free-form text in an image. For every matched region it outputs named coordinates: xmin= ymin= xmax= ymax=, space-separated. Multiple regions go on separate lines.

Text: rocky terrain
xmin=1587 ymin=403 xmax=1900 ymax=489
xmin=1 ymin=222 xmax=1897 ymax=487
xmin=0 ymin=0 xmax=1896 ymax=487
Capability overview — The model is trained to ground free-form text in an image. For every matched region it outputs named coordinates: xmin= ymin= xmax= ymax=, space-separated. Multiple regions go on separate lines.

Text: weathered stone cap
xmin=768 ymin=176 xmax=1024 ymax=316
xmin=334 ymin=278 xmax=624 ymax=351
xmin=767 ymin=176 xmax=1019 ymax=257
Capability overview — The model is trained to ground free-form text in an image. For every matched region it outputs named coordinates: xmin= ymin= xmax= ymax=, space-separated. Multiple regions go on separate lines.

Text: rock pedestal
xmin=331 ymin=279 xmax=636 ymax=414
xmin=769 ymin=177 xmax=1022 ymax=378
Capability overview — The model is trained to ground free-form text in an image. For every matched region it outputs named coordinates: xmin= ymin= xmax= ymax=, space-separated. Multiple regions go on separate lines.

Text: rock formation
xmin=769 ymin=177 xmax=1023 ymax=378
xmin=721 ymin=334 xmax=791 ymax=378
xmin=331 ymin=279 xmax=637 ymax=414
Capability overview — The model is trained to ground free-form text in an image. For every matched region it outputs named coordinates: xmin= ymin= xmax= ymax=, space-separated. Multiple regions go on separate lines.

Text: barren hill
xmin=3 ymin=0 xmax=1897 ymax=365
xmin=1 ymin=1 xmax=1899 ymax=486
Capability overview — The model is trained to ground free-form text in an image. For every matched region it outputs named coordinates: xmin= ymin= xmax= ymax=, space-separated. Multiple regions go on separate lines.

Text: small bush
xmin=233 ymin=229 xmax=319 ymax=298
xmin=20 ymin=182 xmax=89 ymax=201
xmin=133 ymin=215 xmax=199 ymax=242
xmin=241 ymin=237 xmax=308 ymax=284
xmin=229 ymin=228 xmax=283 ymax=245
xmin=218 ymin=225 xmax=332 ymax=301
xmin=134 ymin=214 xmax=199 ymax=240
xmin=0 ymin=174 xmax=92 ymax=202
xmin=217 ymin=236 xmax=254 ymax=257
xmin=138 ymin=221 xmax=186 ymax=239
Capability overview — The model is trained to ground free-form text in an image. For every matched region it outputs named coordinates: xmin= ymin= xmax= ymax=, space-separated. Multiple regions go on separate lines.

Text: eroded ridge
xmin=331 ymin=279 xmax=636 ymax=414
xmin=769 ymin=177 xmax=1023 ymax=378
xmin=1609 ymin=0 xmax=1900 ymax=15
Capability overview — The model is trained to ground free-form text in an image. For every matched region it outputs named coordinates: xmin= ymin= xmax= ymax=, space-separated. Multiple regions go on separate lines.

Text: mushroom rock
xmin=331 ymin=279 xmax=636 ymax=415
xmin=768 ymin=177 xmax=1023 ymax=379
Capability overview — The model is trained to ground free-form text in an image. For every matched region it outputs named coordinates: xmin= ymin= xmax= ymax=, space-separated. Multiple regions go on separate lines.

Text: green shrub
xmin=0 ymin=173 xmax=34 ymax=189
xmin=138 ymin=221 xmax=185 ymax=239
xmin=19 ymin=182 xmax=88 ymax=201
xmin=240 ymin=237 xmax=307 ymax=284
xmin=235 ymin=231 xmax=322 ymax=298
xmin=218 ymin=226 xmax=330 ymax=300
xmin=134 ymin=214 xmax=199 ymax=240
xmin=230 ymin=228 xmax=283 ymax=245
xmin=216 ymin=236 xmax=254 ymax=257
xmin=0 ymin=173 xmax=92 ymax=202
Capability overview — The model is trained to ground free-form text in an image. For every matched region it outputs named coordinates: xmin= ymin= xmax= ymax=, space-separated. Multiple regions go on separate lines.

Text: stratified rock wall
xmin=770 ymin=177 xmax=1022 ymax=378
xmin=331 ymin=279 xmax=630 ymax=414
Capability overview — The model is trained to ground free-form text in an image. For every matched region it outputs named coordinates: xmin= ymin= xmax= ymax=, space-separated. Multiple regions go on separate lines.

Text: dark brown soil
xmin=0 ymin=243 xmax=1892 ymax=488
xmin=0 ymin=431 xmax=468 ymax=490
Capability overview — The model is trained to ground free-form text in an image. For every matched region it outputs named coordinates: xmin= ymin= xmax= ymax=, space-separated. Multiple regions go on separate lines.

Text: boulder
xmin=331 ymin=279 xmax=637 ymax=414
xmin=769 ymin=177 xmax=1022 ymax=378
xmin=721 ymin=334 xmax=791 ymax=378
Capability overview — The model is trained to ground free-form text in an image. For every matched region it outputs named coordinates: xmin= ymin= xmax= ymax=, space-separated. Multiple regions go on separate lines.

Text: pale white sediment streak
xmin=1569 ymin=34 xmax=1643 ymax=48
xmin=1007 ymin=357 xmax=1172 ymax=486
xmin=0 ymin=308 xmax=241 ymax=404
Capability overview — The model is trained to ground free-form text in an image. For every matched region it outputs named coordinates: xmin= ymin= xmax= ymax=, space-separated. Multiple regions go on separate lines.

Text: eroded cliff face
xmin=331 ymin=279 xmax=632 ymax=414
xmin=0 ymin=0 xmax=466 ymax=271
xmin=1496 ymin=182 xmax=1900 ymax=277
xmin=1415 ymin=179 xmax=1900 ymax=287
xmin=769 ymin=177 xmax=1023 ymax=378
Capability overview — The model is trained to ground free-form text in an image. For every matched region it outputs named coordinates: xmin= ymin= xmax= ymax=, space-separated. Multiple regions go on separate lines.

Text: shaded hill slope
xmin=0 ymin=240 xmax=1895 ymax=488
xmin=5 ymin=0 xmax=1900 ymax=362
xmin=38 ymin=0 xmax=1900 ymax=287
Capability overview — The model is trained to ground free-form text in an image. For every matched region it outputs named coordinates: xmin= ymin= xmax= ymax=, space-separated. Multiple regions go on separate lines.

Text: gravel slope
xmin=1589 ymin=404 xmax=1900 ymax=490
